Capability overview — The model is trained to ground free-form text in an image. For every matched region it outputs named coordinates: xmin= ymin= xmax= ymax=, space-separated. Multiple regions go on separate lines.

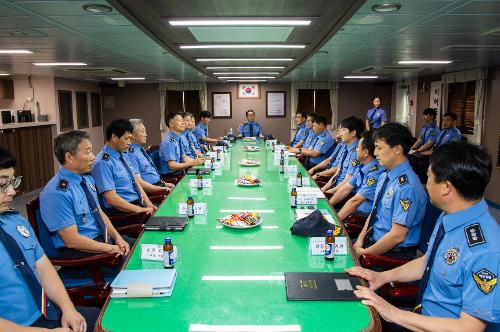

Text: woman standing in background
xmin=365 ymin=96 xmax=387 ymax=130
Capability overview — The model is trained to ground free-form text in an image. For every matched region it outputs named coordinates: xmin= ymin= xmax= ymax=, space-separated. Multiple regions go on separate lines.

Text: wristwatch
xmin=298 ymin=148 xmax=302 ymax=154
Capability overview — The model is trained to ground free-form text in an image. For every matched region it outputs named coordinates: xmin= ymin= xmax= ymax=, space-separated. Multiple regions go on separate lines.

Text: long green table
xmin=97 ymin=140 xmax=380 ymax=332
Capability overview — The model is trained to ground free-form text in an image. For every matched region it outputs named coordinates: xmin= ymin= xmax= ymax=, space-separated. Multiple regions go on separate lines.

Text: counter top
xmin=0 ymin=121 xmax=56 ymax=130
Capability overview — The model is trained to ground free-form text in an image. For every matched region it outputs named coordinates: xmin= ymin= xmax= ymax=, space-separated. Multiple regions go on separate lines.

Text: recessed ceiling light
xmin=0 ymin=49 xmax=33 ymax=54
xmin=196 ymin=58 xmax=294 ymax=62
xmin=218 ymin=76 xmax=275 ymax=79
xmin=371 ymin=3 xmax=401 ymax=13
xmin=168 ymin=18 xmax=311 ymax=26
xmin=0 ymin=73 xmax=11 ymax=76
xmin=226 ymin=80 xmax=268 ymax=82
xmin=33 ymin=62 xmax=87 ymax=66
xmin=206 ymin=66 xmax=285 ymax=69
xmin=213 ymin=72 xmax=280 ymax=75
xmin=180 ymin=44 xmax=305 ymax=49
xmin=110 ymin=77 xmax=146 ymax=80
xmin=344 ymin=76 xmax=379 ymax=79
xmin=83 ymin=4 xmax=113 ymax=14
xmin=398 ymin=60 xmax=452 ymax=64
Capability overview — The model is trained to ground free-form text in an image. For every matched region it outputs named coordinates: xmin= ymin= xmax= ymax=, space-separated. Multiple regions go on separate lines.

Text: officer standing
xmin=365 ymin=95 xmax=387 ymax=130
xmin=297 ymin=114 xmax=335 ymax=169
xmin=238 ymin=110 xmax=264 ymax=138
xmin=348 ymin=142 xmax=499 ymax=332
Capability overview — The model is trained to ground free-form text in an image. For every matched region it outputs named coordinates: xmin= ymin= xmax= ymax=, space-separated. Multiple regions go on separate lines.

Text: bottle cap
xmin=326 ymin=230 xmax=333 ymax=236
xmin=164 ymin=237 xmax=172 ymax=244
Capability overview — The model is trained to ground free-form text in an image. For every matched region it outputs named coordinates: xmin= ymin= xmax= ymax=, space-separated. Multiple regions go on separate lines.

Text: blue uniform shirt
xmin=336 ymin=140 xmax=360 ymax=183
xmin=40 ymin=167 xmax=102 ymax=249
xmin=434 ymin=126 xmax=462 ymax=147
xmin=239 ymin=122 xmax=263 ymax=138
xmin=367 ymin=107 xmax=387 ymax=129
xmin=159 ymin=130 xmax=184 ymax=175
xmin=327 ymin=142 xmax=346 ymax=168
xmin=187 ymin=129 xmax=202 ymax=152
xmin=371 ymin=160 xmax=427 ymax=247
xmin=91 ymin=144 xmax=141 ymax=208
xmin=291 ymin=122 xmax=308 ymax=146
xmin=302 ymin=129 xmax=316 ymax=148
xmin=126 ymin=143 xmax=161 ymax=185
xmin=422 ymin=199 xmax=499 ymax=330
xmin=194 ymin=123 xmax=208 ymax=146
xmin=348 ymin=160 xmax=385 ymax=215
xmin=419 ymin=122 xmax=440 ymax=145
xmin=180 ymin=132 xmax=196 ymax=158
xmin=0 ymin=211 xmax=45 ymax=325
xmin=309 ymin=130 xmax=335 ymax=166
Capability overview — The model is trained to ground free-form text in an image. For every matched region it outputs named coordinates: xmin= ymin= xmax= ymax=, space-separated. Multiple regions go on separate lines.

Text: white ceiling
xmin=0 ymin=0 xmax=499 ymax=82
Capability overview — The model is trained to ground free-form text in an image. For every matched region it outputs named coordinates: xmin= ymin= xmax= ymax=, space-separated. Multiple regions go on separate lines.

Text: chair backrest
xmin=417 ymin=199 xmax=443 ymax=254
xmin=149 ymin=149 xmax=161 ymax=170
xmin=25 ymin=194 xmax=60 ymax=258
xmin=146 ymin=144 xmax=159 ymax=153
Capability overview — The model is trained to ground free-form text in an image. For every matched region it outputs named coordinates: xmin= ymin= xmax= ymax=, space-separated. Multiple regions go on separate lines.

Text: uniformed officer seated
xmin=295 ymin=114 xmax=335 ymax=169
xmin=348 ymin=142 xmax=499 ymax=332
xmin=429 ymin=112 xmax=462 ymax=152
xmin=329 ymin=131 xmax=385 ymax=221
xmin=194 ymin=110 xmax=222 ymax=150
xmin=185 ymin=113 xmax=205 ymax=157
xmin=409 ymin=108 xmax=440 ymax=155
xmin=238 ymin=109 xmax=264 ymax=138
xmin=40 ymin=130 xmax=135 ymax=261
xmin=354 ymin=123 xmax=427 ymax=259
xmin=289 ymin=111 xmax=309 ymax=148
xmin=287 ymin=113 xmax=315 ymax=153
xmin=127 ymin=118 xmax=175 ymax=193
xmin=160 ymin=112 xmax=204 ymax=179
xmin=180 ymin=112 xmax=204 ymax=158
xmin=91 ymin=119 xmax=156 ymax=216
xmin=0 ymin=147 xmax=98 ymax=332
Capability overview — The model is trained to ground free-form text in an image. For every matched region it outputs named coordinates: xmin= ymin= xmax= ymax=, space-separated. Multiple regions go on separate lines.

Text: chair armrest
xmin=389 ymin=282 xmax=419 ymax=298
xmin=346 ymin=214 xmax=367 ymax=225
xmin=148 ymin=188 xmax=171 ymax=197
xmin=343 ymin=222 xmax=364 ymax=238
xmin=149 ymin=194 xmax=167 ymax=204
xmin=108 ymin=211 xmax=150 ymax=224
xmin=116 ymin=224 xmax=144 ymax=238
xmin=360 ymin=254 xmax=411 ymax=270
xmin=50 ymin=252 xmax=121 ymax=267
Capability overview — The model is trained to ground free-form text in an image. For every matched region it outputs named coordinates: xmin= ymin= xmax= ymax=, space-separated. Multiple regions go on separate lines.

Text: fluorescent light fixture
xmin=210 ymin=246 xmax=283 ymax=250
xmin=169 ymin=19 xmax=311 ymax=26
xmin=189 ymin=324 xmax=301 ymax=332
xmin=344 ymin=75 xmax=379 ymax=79
xmin=227 ymin=197 xmax=266 ymax=201
xmin=213 ymin=72 xmax=280 ymax=75
xmin=196 ymin=58 xmax=293 ymax=62
xmin=218 ymin=76 xmax=275 ymax=79
xmin=202 ymin=276 xmax=285 ymax=281
xmin=398 ymin=60 xmax=452 ymax=64
xmin=33 ymin=62 xmax=87 ymax=66
xmin=372 ymin=3 xmax=401 ymax=13
xmin=226 ymin=80 xmax=268 ymax=82
xmin=181 ymin=44 xmax=305 ymax=49
xmin=206 ymin=66 xmax=285 ymax=69
xmin=110 ymin=77 xmax=146 ymax=80
xmin=0 ymin=49 xmax=32 ymax=54
xmin=0 ymin=73 xmax=11 ymax=76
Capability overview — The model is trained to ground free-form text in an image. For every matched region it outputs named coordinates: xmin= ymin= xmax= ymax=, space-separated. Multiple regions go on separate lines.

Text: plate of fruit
xmin=217 ymin=212 xmax=262 ymax=229
xmin=239 ymin=159 xmax=261 ymax=166
xmin=236 ymin=175 xmax=262 ymax=186
xmin=243 ymin=145 xmax=260 ymax=152
xmin=242 ymin=137 xmax=257 ymax=142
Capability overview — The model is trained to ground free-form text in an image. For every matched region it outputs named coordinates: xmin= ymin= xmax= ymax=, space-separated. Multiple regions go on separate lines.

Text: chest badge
xmin=472 ymin=269 xmax=497 ymax=294
xmin=444 ymin=247 xmax=460 ymax=265
xmin=16 ymin=225 xmax=30 ymax=238
xmin=385 ymin=187 xmax=394 ymax=199
xmin=90 ymin=183 xmax=96 ymax=192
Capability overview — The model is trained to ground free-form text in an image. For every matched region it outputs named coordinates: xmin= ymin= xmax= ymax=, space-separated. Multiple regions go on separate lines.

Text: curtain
xmin=473 ymin=78 xmax=486 ymax=144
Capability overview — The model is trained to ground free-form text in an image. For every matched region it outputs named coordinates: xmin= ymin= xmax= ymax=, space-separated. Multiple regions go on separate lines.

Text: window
xmin=184 ymin=90 xmax=201 ymax=119
xmin=76 ymin=91 xmax=89 ymax=129
xmin=58 ymin=90 xmax=73 ymax=132
xmin=166 ymin=90 xmax=183 ymax=113
xmin=447 ymin=81 xmax=475 ymax=135
xmin=297 ymin=89 xmax=332 ymax=124
xmin=91 ymin=93 xmax=102 ymax=127
xmin=165 ymin=90 xmax=202 ymax=118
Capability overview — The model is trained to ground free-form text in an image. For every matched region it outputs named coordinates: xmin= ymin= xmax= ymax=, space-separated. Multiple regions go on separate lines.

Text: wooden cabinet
xmin=0 ymin=79 xmax=14 ymax=99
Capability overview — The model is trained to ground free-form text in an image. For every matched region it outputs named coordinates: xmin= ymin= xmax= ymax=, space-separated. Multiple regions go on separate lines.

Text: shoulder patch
xmin=351 ymin=159 xmax=360 ymax=167
xmin=366 ymin=177 xmax=377 ymax=186
xmin=399 ymin=198 xmax=412 ymax=212
xmin=472 ymin=269 xmax=497 ymax=294
xmin=57 ymin=179 xmax=69 ymax=191
xmin=370 ymin=165 xmax=378 ymax=172
xmin=465 ymin=223 xmax=486 ymax=247
xmin=398 ymin=174 xmax=408 ymax=186
xmin=102 ymin=153 xmax=110 ymax=161
xmin=128 ymin=146 xmax=134 ymax=153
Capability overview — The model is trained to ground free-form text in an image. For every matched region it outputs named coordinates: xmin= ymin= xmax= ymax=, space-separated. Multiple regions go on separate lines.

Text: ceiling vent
xmin=62 ymin=67 xmax=128 ymax=76
xmin=355 ymin=65 xmax=421 ymax=74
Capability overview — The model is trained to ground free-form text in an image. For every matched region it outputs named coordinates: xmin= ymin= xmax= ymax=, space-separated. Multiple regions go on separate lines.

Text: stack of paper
xmin=110 ymin=269 xmax=177 ymax=298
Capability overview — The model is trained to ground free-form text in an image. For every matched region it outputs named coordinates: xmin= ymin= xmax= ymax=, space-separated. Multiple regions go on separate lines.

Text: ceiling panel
xmin=449 ymin=1 xmax=500 ymax=14
xmin=189 ymin=27 xmax=294 ymax=42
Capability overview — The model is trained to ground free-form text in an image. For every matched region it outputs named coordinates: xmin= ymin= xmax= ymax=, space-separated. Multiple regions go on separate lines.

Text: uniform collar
xmin=198 ymin=123 xmax=207 ymax=129
xmin=130 ymin=143 xmax=141 ymax=149
xmin=58 ymin=166 xmax=83 ymax=182
xmin=318 ymin=129 xmax=329 ymax=137
xmin=298 ymin=122 xmax=306 ymax=129
xmin=387 ymin=160 xmax=411 ymax=181
xmin=181 ymin=131 xmax=188 ymax=137
xmin=424 ymin=122 xmax=437 ymax=128
xmin=361 ymin=159 xmax=378 ymax=173
xmin=103 ymin=144 xmax=122 ymax=158
xmin=169 ymin=131 xmax=181 ymax=140
xmin=442 ymin=199 xmax=489 ymax=232
xmin=346 ymin=140 xmax=359 ymax=151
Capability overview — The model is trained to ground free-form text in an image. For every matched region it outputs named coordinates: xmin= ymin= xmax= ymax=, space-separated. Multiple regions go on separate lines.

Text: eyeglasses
xmin=0 ymin=176 xmax=22 ymax=193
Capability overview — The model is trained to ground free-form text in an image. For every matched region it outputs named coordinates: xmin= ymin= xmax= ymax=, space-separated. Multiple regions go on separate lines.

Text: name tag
xmin=274 ymin=151 xmax=289 ymax=160
xmin=266 ymin=139 xmax=277 ymax=149
xmin=309 ymin=237 xmax=348 ymax=256
xmin=204 ymin=160 xmax=222 ymax=169
xmin=206 ymin=152 xmax=224 ymax=161
xmin=189 ymin=179 xmax=213 ymax=188
xmin=178 ymin=203 xmax=207 ymax=215
xmin=288 ymin=177 xmax=310 ymax=187
xmin=297 ymin=193 xmax=317 ymax=205
xmin=140 ymin=244 xmax=178 ymax=261
xmin=285 ymin=165 xmax=298 ymax=173
xmin=212 ymin=146 xmax=224 ymax=151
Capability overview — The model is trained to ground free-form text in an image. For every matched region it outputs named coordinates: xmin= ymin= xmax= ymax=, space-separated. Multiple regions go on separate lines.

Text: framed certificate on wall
xmin=212 ymin=92 xmax=232 ymax=118
xmin=266 ymin=91 xmax=286 ymax=117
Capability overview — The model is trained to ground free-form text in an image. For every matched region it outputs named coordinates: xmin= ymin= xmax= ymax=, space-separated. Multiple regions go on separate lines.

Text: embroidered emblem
xmin=370 ymin=165 xmax=378 ymax=171
xmin=465 ymin=223 xmax=486 ymax=247
xmin=16 ymin=225 xmax=30 ymax=238
xmin=319 ymin=141 xmax=326 ymax=146
xmin=57 ymin=179 xmax=69 ymax=191
xmin=102 ymin=153 xmax=110 ymax=161
xmin=444 ymin=247 xmax=460 ymax=265
xmin=399 ymin=198 xmax=412 ymax=212
xmin=169 ymin=136 xmax=175 ymax=142
xmin=385 ymin=187 xmax=394 ymax=199
xmin=351 ymin=159 xmax=360 ymax=167
xmin=472 ymin=269 xmax=497 ymax=294
xmin=398 ymin=174 xmax=408 ymax=185
xmin=366 ymin=177 xmax=377 ymax=186
xmin=128 ymin=146 xmax=134 ymax=153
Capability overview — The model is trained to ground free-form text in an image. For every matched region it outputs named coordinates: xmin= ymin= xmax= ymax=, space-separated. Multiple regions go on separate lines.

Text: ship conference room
xmin=0 ymin=1 xmax=499 ymax=332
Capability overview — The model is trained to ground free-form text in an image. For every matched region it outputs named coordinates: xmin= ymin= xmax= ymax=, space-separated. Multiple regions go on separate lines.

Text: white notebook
xmin=110 ymin=269 xmax=177 ymax=298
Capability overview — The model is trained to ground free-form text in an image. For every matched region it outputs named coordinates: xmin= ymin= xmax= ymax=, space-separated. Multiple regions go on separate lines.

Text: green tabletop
xmin=98 ymin=140 xmax=379 ymax=332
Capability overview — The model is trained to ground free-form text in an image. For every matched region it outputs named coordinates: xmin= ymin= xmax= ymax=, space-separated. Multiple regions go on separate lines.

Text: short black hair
xmin=373 ymin=123 xmax=414 ymax=156
xmin=307 ymin=113 xmax=316 ymax=120
xmin=430 ymin=142 xmax=492 ymax=201
xmin=181 ymin=112 xmax=193 ymax=119
xmin=106 ymin=119 xmax=133 ymax=141
xmin=312 ymin=114 xmax=327 ymax=126
xmin=165 ymin=112 xmax=183 ymax=128
xmin=296 ymin=111 xmax=307 ymax=119
xmin=373 ymin=95 xmax=381 ymax=101
xmin=54 ymin=130 xmax=91 ymax=165
xmin=359 ymin=130 xmax=375 ymax=157
xmin=340 ymin=116 xmax=365 ymax=139
xmin=245 ymin=110 xmax=255 ymax=117
xmin=200 ymin=111 xmax=212 ymax=119
xmin=443 ymin=112 xmax=457 ymax=121
xmin=0 ymin=147 xmax=16 ymax=170
xmin=423 ymin=108 xmax=437 ymax=118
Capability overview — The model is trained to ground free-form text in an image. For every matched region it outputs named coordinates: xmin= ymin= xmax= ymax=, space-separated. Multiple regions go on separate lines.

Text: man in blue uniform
xmin=238 ymin=110 xmax=264 ymax=138
xmin=297 ymin=115 xmax=335 ymax=169
xmin=434 ymin=112 xmax=462 ymax=148
xmin=365 ymin=96 xmax=387 ymax=130
xmin=0 ymin=147 xmax=98 ymax=332
xmin=287 ymin=113 xmax=315 ymax=153
xmin=410 ymin=108 xmax=440 ymax=154
xmin=329 ymin=131 xmax=385 ymax=221
xmin=160 ymin=113 xmax=204 ymax=178
xmin=308 ymin=129 xmax=344 ymax=180
xmin=40 ymin=130 xmax=134 ymax=260
xmin=290 ymin=111 xmax=308 ymax=147
xmin=92 ymin=119 xmax=156 ymax=216
xmin=354 ymin=123 xmax=427 ymax=259
xmin=194 ymin=111 xmax=221 ymax=150
xmin=127 ymin=119 xmax=175 ymax=194
xmin=181 ymin=113 xmax=203 ymax=158
xmin=348 ymin=142 xmax=499 ymax=332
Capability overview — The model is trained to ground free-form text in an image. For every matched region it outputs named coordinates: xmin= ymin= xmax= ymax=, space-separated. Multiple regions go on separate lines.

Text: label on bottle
xmin=163 ymin=249 xmax=175 ymax=268
xmin=297 ymin=177 xmax=302 ymax=187
xmin=290 ymin=195 xmax=297 ymax=207
xmin=324 ymin=242 xmax=334 ymax=259
xmin=198 ymin=179 xmax=203 ymax=188
xmin=187 ymin=203 xmax=194 ymax=217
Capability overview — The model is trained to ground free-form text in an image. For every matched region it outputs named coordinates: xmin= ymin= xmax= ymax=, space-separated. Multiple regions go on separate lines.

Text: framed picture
xmin=238 ymin=83 xmax=260 ymax=99
xmin=266 ymin=91 xmax=286 ymax=117
xmin=212 ymin=92 xmax=232 ymax=118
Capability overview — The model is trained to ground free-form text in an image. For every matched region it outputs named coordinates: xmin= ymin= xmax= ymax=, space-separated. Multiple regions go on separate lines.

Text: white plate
xmin=243 ymin=146 xmax=260 ymax=152
xmin=239 ymin=159 xmax=261 ymax=166
xmin=217 ymin=214 xmax=262 ymax=229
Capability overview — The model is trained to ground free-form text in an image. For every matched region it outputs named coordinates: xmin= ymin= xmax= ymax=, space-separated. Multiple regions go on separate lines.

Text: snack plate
xmin=243 ymin=146 xmax=260 ymax=152
xmin=239 ymin=159 xmax=261 ymax=166
xmin=235 ymin=176 xmax=262 ymax=186
xmin=217 ymin=213 xmax=262 ymax=229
